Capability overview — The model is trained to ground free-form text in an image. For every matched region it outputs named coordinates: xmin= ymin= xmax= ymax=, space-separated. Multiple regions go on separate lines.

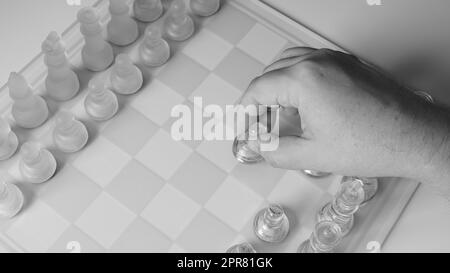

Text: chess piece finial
xmin=53 ymin=111 xmax=89 ymax=153
xmin=0 ymin=118 xmax=19 ymax=161
xmin=0 ymin=181 xmax=24 ymax=218
xmin=107 ymin=0 xmax=139 ymax=46
xmin=42 ymin=31 xmax=80 ymax=101
xmin=163 ymin=0 xmax=195 ymax=41
xmin=8 ymin=72 xmax=49 ymax=129
xmin=190 ymin=0 xmax=221 ymax=17
xmin=19 ymin=142 xmax=57 ymax=184
xmin=342 ymin=176 xmax=378 ymax=205
xmin=139 ymin=25 xmax=171 ymax=67
xmin=84 ymin=76 xmax=119 ymax=121
xmin=110 ymin=54 xmax=143 ymax=94
xmin=317 ymin=178 xmax=365 ymax=236
xmin=133 ymin=0 xmax=163 ymax=22
xmin=226 ymin=242 xmax=257 ymax=253
xmin=297 ymin=220 xmax=342 ymax=253
xmin=77 ymin=7 xmax=114 ymax=71
xmin=253 ymin=204 xmax=290 ymax=243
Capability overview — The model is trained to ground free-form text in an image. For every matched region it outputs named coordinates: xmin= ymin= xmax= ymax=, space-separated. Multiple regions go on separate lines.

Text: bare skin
xmin=239 ymin=47 xmax=450 ymax=200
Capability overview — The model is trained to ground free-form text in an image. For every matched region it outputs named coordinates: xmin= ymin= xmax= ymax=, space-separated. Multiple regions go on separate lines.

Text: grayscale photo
xmin=0 ymin=0 xmax=449 ymax=260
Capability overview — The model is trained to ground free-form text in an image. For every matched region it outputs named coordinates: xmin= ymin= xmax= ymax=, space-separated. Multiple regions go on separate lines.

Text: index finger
xmin=238 ymin=68 xmax=300 ymax=114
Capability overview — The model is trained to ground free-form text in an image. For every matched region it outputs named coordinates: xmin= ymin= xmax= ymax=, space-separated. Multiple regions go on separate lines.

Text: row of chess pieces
xmin=227 ymin=175 xmax=379 ymax=253
xmin=228 ymin=123 xmax=379 ymax=253
xmin=0 ymin=0 xmax=221 ymax=220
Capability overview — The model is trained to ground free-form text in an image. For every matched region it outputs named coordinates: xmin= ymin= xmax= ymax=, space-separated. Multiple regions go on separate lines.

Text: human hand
xmin=239 ymin=47 xmax=450 ymax=182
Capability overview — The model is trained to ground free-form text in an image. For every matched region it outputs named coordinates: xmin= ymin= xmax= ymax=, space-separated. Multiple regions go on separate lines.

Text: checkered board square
xmin=0 ymin=0 xmax=419 ymax=253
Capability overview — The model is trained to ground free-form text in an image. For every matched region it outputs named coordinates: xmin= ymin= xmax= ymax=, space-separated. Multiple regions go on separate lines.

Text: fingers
xmin=238 ymin=69 xmax=299 ymax=111
xmin=264 ymin=47 xmax=316 ymax=73
xmin=264 ymin=55 xmax=311 ymax=73
xmin=279 ymin=47 xmax=316 ymax=59
xmin=255 ymin=134 xmax=313 ymax=170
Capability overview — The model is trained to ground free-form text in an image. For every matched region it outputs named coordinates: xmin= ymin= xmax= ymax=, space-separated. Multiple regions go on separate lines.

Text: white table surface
xmin=1 ymin=0 xmax=449 ymax=252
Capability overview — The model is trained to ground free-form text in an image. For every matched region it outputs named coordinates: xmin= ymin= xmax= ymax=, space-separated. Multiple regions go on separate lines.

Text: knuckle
xmin=295 ymin=59 xmax=322 ymax=79
xmin=317 ymin=48 xmax=335 ymax=56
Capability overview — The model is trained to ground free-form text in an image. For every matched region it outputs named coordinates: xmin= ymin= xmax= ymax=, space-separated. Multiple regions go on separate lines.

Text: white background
xmin=0 ymin=0 xmax=449 ymax=252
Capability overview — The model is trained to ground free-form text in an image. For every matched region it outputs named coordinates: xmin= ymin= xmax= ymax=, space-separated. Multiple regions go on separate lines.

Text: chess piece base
xmin=45 ymin=71 xmax=80 ymax=101
xmin=0 ymin=132 xmax=19 ymax=161
xmin=12 ymin=97 xmax=49 ymax=129
xmin=20 ymin=149 xmax=57 ymax=184
xmin=0 ymin=183 xmax=24 ymax=219
xmin=81 ymin=45 xmax=114 ymax=72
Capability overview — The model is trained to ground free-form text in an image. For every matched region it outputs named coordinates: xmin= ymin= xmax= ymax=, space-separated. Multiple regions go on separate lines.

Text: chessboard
xmin=0 ymin=0 xmax=419 ymax=253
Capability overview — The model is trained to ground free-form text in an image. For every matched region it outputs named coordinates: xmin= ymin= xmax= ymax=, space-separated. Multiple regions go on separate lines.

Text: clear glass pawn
xmin=84 ymin=77 xmax=119 ymax=121
xmin=53 ymin=111 xmax=89 ymax=153
xmin=19 ymin=142 xmax=57 ymax=184
xmin=140 ymin=25 xmax=171 ymax=67
xmin=297 ymin=220 xmax=342 ymax=253
xmin=42 ymin=31 xmax=80 ymax=101
xmin=8 ymin=72 xmax=49 ymax=129
xmin=107 ymin=0 xmax=139 ymax=46
xmin=341 ymin=176 xmax=378 ymax=205
xmin=317 ymin=178 xmax=365 ymax=236
xmin=110 ymin=54 xmax=143 ymax=95
xmin=190 ymin=0 xmax=221 ymax=17
xmin=226 ymin=242 xmax=257 ymax=253
xmin=0 ymin=181 xmax=24 ymax=219
xmin=164 ymin=0 xmax=195 ymax=41
xmin=253 ymin=204 xmax=289 ymax=243
xmin=232 ymin=122 xmax=266 ymax=164
xmin=133 ymin=0 xmax=163 ymax=22
xmin=78 ymin=7 xmax=114 ymax=71
xmin=0 ymin=118 xmax=19 ymax=161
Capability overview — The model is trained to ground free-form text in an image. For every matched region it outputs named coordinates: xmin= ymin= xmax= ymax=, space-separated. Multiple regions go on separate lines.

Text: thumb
xmin=250 ymin=133 xmax=311 ymax=170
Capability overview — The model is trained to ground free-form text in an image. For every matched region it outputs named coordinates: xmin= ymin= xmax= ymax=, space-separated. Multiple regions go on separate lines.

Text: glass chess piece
xmin=42 ymin=31 xmax=80 ymax=101
xmin=297 ymin=220 xmax=342 ymax=253
xmin=133 ymin=0 xmax=163 ymax=22
xmin=8 ymin=72 xmax=49 ymax=129
xmin=253 ymin=204 xmax=290 ymax=243
xmin=19 ymin=142 xmax=57 ymax=184
xmin=163 ymin=0 xmax=195 ymax=41
xmin=232 ymin=122 xmax=267 ymax=164
xmin=53 ymin=111 xmax=89 ymax=153
xmin=78 ymin=7 xmax=114 ymax=71
xmin=226 ymin=242 xmax=257 ymax=253
xmin=107 ymin=0 xmax=139 ymax=46
xmin=84 ymin=76 xmax=119 ymax=121
xmin=190 ymin=0 xmax=221 ymax=17
xmin=317 ymin=177 xmax=365 ymax=236
xmin=0 ymin=181 xmax=24 ymax=219
xmin=0 ymin=118 xmax=19 ymax=161
xmin=302 ymin=170 xmax=332 ymax=178
xmin=139 ymin=25 xmax=171 ymax=67
xmin=110 ymin=54 xmax=143 ymax=95
xmin=341 ymin=176 xmax=378 ymax=205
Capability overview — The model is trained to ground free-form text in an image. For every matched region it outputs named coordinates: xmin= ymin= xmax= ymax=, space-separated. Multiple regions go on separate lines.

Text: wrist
xmin=406 ymin=103 xmax=450 ymax=184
